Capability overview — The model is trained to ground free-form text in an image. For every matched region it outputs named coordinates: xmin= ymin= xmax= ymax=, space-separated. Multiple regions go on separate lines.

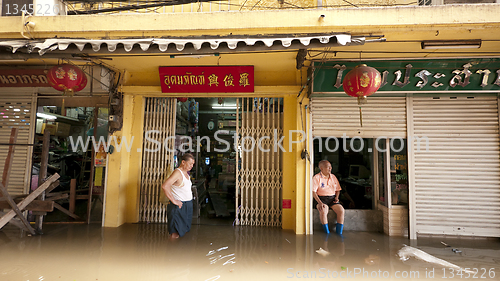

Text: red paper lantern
xmin=177 ymin=97 xmax=188 ymax=102
xmin=342 ymin=64 xmax=381 ymax=104
xmin=47 ymin=64 xmax=87 ymax=95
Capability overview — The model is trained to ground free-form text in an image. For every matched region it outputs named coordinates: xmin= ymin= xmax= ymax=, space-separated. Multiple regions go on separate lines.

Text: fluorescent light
xmin=212 ymin=105 xmax=239 ymax=109
xmin=421 ymin=40 xmax=481 ymax=49
xmin=37 ymin=112 xmax=57 ymax=120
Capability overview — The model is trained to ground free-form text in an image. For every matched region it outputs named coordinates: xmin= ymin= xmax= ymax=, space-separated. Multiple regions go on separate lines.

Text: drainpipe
xmin=304 ymin=104 xmax=309 ymax=234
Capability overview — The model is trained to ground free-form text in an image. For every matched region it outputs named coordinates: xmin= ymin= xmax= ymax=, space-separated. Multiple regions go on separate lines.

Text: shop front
xmin=0 ymin=65 xmax=114 ymax=224
xmin=311 ymin=58 xmax=500 ymax=239
xmin=105 ymin=57 xmax=308 ymax=232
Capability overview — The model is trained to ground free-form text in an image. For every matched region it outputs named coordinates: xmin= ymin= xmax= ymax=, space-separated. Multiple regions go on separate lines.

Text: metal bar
xmin=407 ymin=94 xmax=417 ymax=239
xmin=250 ymin=98 xmax=255 ymax=225
xmin=86 ymin=107 xmax=98 ymax=224
xmin=244 ymin=98 xmax=250 ymax=225
xmin=235 ymin=98 xmax=240 ymax=225
xmin=265 ymin=98 xmax=270 ymax=226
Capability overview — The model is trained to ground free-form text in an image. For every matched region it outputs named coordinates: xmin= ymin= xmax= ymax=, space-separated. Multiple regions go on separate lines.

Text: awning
xmin=0 ymin=34 xmax=367 ymax=56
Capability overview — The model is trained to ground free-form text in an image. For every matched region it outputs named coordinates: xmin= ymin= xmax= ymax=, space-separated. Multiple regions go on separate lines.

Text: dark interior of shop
xmin=313 ymin=137 xmax=408 ymax=210
xmin=32 ymin=105 xmax=107 ymax=223
xmin=176 ymin=97 xmax=237 ymax=225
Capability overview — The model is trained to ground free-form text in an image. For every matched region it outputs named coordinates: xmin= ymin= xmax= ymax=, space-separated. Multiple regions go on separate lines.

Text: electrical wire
xmin=64 ymin=1 xmax=420 ymax=14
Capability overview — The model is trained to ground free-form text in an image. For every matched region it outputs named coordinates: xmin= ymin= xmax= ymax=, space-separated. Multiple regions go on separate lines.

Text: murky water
xmin=1 ymin=223 xmax=499 ymax=281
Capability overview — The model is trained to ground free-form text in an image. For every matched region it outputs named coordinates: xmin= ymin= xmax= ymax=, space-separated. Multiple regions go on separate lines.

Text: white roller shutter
xmin=311 ymin=96 xmax=407 ymax=138
xmin=412 ymin=95 xmax=500 ymax=237
xmin=0 ymin=91 xmax=36 ymax=195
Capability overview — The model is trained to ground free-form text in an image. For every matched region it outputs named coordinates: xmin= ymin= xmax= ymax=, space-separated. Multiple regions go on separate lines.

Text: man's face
xmin=182 ymin=158 xmax=195 ymax=171
xmin=320 ymin=162 xmax=332 ymax=175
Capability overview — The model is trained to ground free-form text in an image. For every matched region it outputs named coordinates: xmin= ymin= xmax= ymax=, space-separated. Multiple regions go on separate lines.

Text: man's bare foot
xmin=170 ymin=233 xmax=179 ymax=239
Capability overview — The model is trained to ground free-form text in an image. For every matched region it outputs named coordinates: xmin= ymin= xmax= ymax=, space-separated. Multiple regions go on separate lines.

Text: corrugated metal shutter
xmin=0 ymin=92 xmax=36 ymax=195
xmin=412 ymin=95 xmax=500 ymax=237
xmin=311 ymin=96 xmax=407 ymax=138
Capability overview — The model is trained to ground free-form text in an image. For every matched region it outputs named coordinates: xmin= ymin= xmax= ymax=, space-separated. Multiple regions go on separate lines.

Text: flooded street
xmin=1 ymin=223 xmax=498 ymax=281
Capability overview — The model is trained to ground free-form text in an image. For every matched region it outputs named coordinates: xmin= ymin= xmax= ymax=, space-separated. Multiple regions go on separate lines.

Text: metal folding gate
xmin=139 ymin=97 xmax=177 ymax=223
xmin=0 ymin=92 xmax=36 ymax=195
xmin=235 ymin=98 xmax=283 ymax=226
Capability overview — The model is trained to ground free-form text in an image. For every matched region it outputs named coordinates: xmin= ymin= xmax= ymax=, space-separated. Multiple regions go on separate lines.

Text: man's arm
xmin=161 ymin=170 xmax=183 ymax=208
xmin=333 ymin=175 xmax=341 ymax=203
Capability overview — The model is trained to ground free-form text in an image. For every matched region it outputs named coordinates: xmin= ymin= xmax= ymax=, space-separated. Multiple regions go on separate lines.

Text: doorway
xmin=33 ymin=101 xmax=108 ymax=224
xmin=138 ymin=97 xmax=284 ymax=227
xmin=312 ymin=137 xmax=409 ymax=233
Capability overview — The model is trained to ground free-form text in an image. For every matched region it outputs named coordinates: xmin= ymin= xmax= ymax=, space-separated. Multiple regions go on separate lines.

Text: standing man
xmin=162 ymin=153 xmax=195 ymax=239
xmin=312 ymin=160 xmax=345 ymax=235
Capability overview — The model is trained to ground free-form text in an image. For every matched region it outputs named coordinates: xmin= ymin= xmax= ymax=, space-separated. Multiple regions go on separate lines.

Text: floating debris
xmin=315 ymin=247 xmax=330 ymax=257
xmin=364 ymin=254 xmax=380 ymax=265
xmin=441 ymin=241 xmax=450 ymax=247
xmin=397 ymin=246 xmax=473 ymax=274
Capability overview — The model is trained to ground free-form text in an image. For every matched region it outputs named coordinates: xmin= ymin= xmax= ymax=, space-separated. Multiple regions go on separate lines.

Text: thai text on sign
xmin=159 ymin=66 xmax=254 ymax=93
xmin=0 ymin=69 xmax=50 ymax=87
xmin=313 ymin=59 xmax=500 ymax=93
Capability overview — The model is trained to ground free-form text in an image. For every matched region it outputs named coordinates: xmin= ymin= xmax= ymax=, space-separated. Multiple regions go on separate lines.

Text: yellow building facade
xmin=1 ymin=3 xmax=499 ymax=236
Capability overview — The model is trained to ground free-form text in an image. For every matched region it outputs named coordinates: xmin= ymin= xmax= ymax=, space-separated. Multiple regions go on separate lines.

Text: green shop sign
xmin=312 ymin=59 xmax=500 ymax=93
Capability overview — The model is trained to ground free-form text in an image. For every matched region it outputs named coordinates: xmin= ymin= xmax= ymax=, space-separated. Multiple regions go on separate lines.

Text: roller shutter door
xmin=0 ymin=92 xmax=36 ymax=195
xmin=412 ymin=96 xmax=500 ymax=237
xmin=311 ymin=96 xmax=407 ymax=138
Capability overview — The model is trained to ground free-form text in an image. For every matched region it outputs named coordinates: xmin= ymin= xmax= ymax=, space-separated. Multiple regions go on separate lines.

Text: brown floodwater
xmin=1 ymin=222 xmax=498 ymax=281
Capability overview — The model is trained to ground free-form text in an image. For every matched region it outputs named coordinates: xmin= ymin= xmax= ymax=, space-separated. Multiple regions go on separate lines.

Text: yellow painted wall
xmin=104 ymin=94 xmax=144 ymax=227
xmin=281 ymin=93 xmax=310 ymax=234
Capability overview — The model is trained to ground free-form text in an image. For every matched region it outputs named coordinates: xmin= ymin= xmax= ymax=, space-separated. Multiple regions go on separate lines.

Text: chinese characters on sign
xmin=313 ymin=59 xmax=500 ymax=93
xmin=159 ymin=66 xmax=254 ymax=93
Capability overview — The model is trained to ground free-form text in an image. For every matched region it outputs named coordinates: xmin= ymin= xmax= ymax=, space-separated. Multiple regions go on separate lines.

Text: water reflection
xmin=0 ymin=224 xmax=499 ymax=281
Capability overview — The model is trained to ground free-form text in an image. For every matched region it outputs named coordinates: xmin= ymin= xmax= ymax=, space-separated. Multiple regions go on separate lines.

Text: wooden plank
xmin=1 ymin=128 xmax=18 ymax=192
xmin=69 ymin=179 xmax=76 ymax=214
xmin=0 ymin=128 xmax=35 ymax=235
xmin=0 ymin=174 xmax=59 ymax=230
xmin=45 ymin=180 xmax=60 ymax=194
xmin=36 ymin=129 xmax=50 ymax=232
xmin=0 ymin=199 xmax=54 ymax=212
xmin=46 ymin=193 xmax=69 ymax=201
xmin=54 ymin=202 xmax=81 ymax=220
xmin=0 ymin=182 xmax=36 ymax=235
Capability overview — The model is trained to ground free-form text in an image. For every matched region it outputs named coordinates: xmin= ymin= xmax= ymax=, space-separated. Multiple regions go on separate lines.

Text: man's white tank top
xmin=171 ymin=168 xmax=193 ymax=202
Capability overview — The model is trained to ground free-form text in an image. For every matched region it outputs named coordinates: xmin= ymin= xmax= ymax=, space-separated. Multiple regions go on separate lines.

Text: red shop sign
xmin=0 ymin=69 xmax=50 ymax=87
xmin=159 ymin=66 xmax=254 ymax=93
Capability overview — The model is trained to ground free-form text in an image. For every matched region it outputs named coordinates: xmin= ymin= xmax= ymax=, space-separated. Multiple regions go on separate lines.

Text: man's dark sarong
xmin=167 ymin=200 xmax=193 ymax=237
